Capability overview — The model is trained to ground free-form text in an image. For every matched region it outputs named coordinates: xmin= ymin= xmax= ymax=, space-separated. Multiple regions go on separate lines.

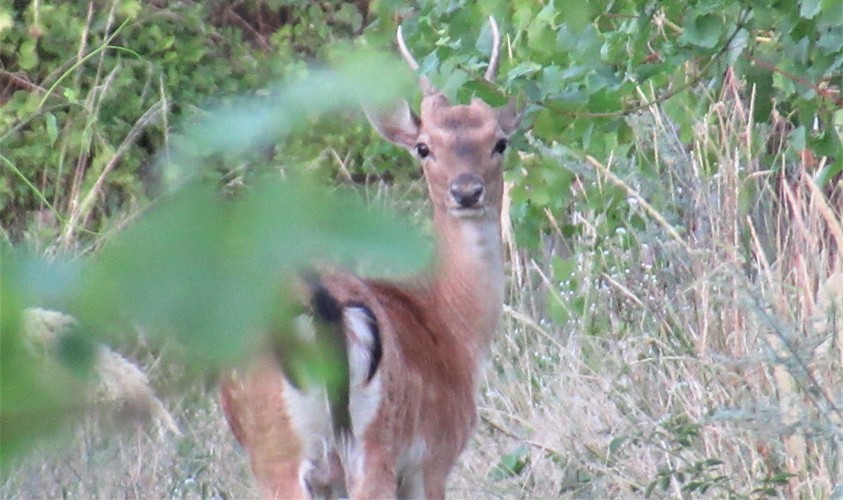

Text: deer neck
xmin=425 ymin=207 xmax=505 ymax=357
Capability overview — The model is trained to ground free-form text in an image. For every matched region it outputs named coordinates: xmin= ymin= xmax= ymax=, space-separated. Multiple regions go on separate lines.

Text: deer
xmin=219 ymin=16 xmax=521 ymax=499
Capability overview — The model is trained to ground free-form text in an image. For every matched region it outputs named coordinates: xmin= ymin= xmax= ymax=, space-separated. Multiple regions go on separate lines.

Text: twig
xmin=585 ymin=155 xmax=691 ymax=253
xmin=225 ymin=6 xmax=270 ymax=50
xmin=60 ymin=101 xmax=168 ymax=244
xmin=743 ymin=54 xmax=843 ymax=106
xmin=0 ymin=70 xmax=48 ymax=95
xmin=480 ymin=415 xmax=567 ymax=460
xmin=541 ymin=9 xmax=750 ymax=119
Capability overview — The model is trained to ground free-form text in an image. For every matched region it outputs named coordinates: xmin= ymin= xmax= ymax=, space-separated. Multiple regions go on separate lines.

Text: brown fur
xmin=221 ymin=359 xmax=308 ymax=498
xmin=220 ymin=23 xmax=521 ymax=499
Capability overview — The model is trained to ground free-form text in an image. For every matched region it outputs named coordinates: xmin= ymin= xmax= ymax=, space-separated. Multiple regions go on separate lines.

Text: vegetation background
xmin=2 ymin=0 xmax=843 ymax=497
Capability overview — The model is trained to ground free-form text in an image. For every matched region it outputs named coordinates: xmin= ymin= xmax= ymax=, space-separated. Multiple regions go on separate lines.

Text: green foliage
xmin=3 ymin=0 xmax=842 ymax=491
xmin=488 ymin=445 xmax=530 ymax=482
xmin=497 ymin=0 xmax=842 ymax=245
xmin=645 ymin=458 xmax=729 ymax=497
xmin=391 ymin=0 xmax=843 ymax=335
xmin=607 ymin=414 xmax=792 ymax=497
xmin=0 ymin=248 xmax=92 ymax=473
xmin=0 ymin=0 xmax=381 ymax=242
xmin=4 ymin=0 xmax=839 ymax=244
xmin=1 ymin=52 xmax=426 ymax=465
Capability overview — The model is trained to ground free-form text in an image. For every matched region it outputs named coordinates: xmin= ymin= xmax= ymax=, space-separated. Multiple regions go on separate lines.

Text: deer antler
xmin=484 ymin=16 xmax=501 ymax=82
xmin=397 ymin=17 xmax=501 ymax=93
xmin=396 ymin=24 xmax=419 ymax=71
xmin=396 ymin=24 xmax=437 ymax=96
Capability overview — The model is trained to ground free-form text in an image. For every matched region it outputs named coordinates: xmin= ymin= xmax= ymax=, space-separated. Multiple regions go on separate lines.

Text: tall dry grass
xmin=453 ymin=80 xmax=843 ymax=497
xmin=3 ymin=81 xmax=843 ymax=498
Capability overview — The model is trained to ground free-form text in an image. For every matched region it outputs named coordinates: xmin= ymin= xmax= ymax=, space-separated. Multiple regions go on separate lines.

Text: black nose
xmin=449 ymin=173 xmax=485 ymax=208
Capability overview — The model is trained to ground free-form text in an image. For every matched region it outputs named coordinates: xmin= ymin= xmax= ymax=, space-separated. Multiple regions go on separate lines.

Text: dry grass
xmin=453 ymin=82 xmax=843 ymax=497
xmin=1 ymin=392 xmax=252 ymax=498
xmin=4 ymin=83 xmax=843 ymax=498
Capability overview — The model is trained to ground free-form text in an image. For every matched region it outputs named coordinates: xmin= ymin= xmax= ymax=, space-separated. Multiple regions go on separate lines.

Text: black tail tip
xmin=300 ymin=270 xmax=343 ymax=323
xmin=310 ymin=284 xmax=343 ymax=323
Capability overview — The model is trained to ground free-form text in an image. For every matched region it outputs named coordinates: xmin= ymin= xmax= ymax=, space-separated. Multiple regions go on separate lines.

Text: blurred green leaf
xmin=800 ymin=0 xmax=822 ymax=18
xmin=73 ymin=179 xmax=428 ymax=362
xmin=0 ymin=246 xmax=90 ymax=473
xmin=680 ymin=12 xmax=723 ymax=49
xmin=744 ymin=61 xmax=774 ymax=122
xmin=45 ymin=113 xmax=58 ymax=145
xmin=18 ymin=39 xmax=38 ymax=70
xmin=165 ymin=49 xmax=413 ymax=190
xmin=0 ymin=9 xmax=12 ymax=33
xmin=1 ymin=40 xmax=425 ymax=465
xmin=488 ymin=445 xmax=530 ymax=481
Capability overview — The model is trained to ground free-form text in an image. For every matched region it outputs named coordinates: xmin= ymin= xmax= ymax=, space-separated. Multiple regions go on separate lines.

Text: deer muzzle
xmin=448 ymin=173 xmax=486 ymax=218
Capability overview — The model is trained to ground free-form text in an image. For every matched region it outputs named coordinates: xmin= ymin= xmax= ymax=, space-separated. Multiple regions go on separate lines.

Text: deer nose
xmin=449 ymin=173 xmax=485 ymax=208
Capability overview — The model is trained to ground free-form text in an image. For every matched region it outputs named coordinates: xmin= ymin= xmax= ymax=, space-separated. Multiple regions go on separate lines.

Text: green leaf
xmin=45 ymin=113 xmax=58 ymax=145
xmin=62 ymin=87 xmax=78 ymax=102
xmin=557 ymin=1 xmax=595 ymax=32
xmin=815 ymin=156 xmax=843 ymax=186
xmin=119 ymin=0 xmax=143 ymax=19
xmin=819 ymin=0 xmax=843 ymax=23
xmin=168 ymin=50 xmax=413 ymax=190
xmin=726 ymin=28 xmax=750 ymax=64
xmin=488 ymin=445 xmax=530 ymax=481
xmin=791 ymin=125 xmax=808 ymax=150
xmin=0 ymin=9 xmax=12 ymax=32
xmin=680 ymin=12 xmax=723 ymax=49
xmin=800 ymin=0 xmax=822 ymax=18
xmin=506 ymin=61 xmax=543 ymax=81
xmin=809 ymin=125 xmax=841 ymax=156
xmin=74 ymin=180 xmax=429 ymax=362
xmin=744 ymin=62 xmax=774 ymax=122
xmin=335 ymin=3 xmax=363 ymax=32
xmin=0 ymin=247 xmax=91 ymax=472
xmin=608 ymin=436 xmax=626 ymax=455
xmin=18 ymin=39 xmax=38 ymax=70
xmin=766 ymin=471 xmax=796 ymax=484
xmin=551 ymin=255 xmax=577 ymax=282
xmin=532 ymin=108 xmax=564 ymax=141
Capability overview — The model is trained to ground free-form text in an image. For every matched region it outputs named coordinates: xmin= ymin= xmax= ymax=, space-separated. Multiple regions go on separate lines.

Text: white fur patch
xmin=343 ymin=306 xmax=380 ymax=386
xmin=343 ymin=306 xmax=383 ymax=436
xmin=281 ymin=378 xmax=334 ymax=493
xmin=282 ymin=306 xmax=386 ymax=496
xmin=283 ymin=378 xmax=331 ymax=449
xmin=339 ymin=305 xmax=384 ymax=485
xmin=396 ymin=438 xmax=428 ymax=498
xmin=460 ymin=218 xmax=502 ymax=263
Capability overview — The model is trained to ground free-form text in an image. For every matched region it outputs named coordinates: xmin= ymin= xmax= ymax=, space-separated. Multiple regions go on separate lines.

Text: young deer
xmin=220 ymin=17 xmax=521 ymax=499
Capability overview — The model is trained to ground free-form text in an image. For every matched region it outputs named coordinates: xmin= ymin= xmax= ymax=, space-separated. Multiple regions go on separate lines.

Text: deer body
xmin=220 ymin=18 xmax=520 ymax=499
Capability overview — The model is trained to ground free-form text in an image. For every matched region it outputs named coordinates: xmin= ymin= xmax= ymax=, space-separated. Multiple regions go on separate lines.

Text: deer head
xmin=368 ymin=17 xmax=522 ymax=225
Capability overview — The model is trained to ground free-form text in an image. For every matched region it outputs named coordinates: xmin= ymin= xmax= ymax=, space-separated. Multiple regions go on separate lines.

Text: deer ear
xmin=496 ymin=98 xmax=523 ymax=136
xmin=365 ymin=100 xmax=420 ymax=150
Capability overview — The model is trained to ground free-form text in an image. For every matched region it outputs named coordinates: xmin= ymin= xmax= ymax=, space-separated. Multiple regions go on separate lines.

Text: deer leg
xmin=345 ymin=441 xmax=397 ymax=499
xmin=397 ymin=468 xmax=426 ymax=499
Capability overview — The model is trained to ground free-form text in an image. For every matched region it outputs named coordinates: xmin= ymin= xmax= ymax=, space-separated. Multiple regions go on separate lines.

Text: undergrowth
xmin=3 ymin=1 xmax=843 ymax=498
xmin=4 ymin=81 xmax=843 ymax=498
xmin=452 ymin=81 xmax=843 ymax=498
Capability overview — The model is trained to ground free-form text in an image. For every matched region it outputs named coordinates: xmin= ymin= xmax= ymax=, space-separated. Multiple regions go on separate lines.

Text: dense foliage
xmin=3 ymin=1 xmax=839 ymax=243
xmin=2 ymin=0 xmax=842 ymax=495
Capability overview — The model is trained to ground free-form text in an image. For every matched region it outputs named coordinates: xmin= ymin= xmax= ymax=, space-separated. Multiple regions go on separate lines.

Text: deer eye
xmin=415 ymin=143 xmax=430 ymax=158
xmin=493 ymin=138 xmax=508 ymax=155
